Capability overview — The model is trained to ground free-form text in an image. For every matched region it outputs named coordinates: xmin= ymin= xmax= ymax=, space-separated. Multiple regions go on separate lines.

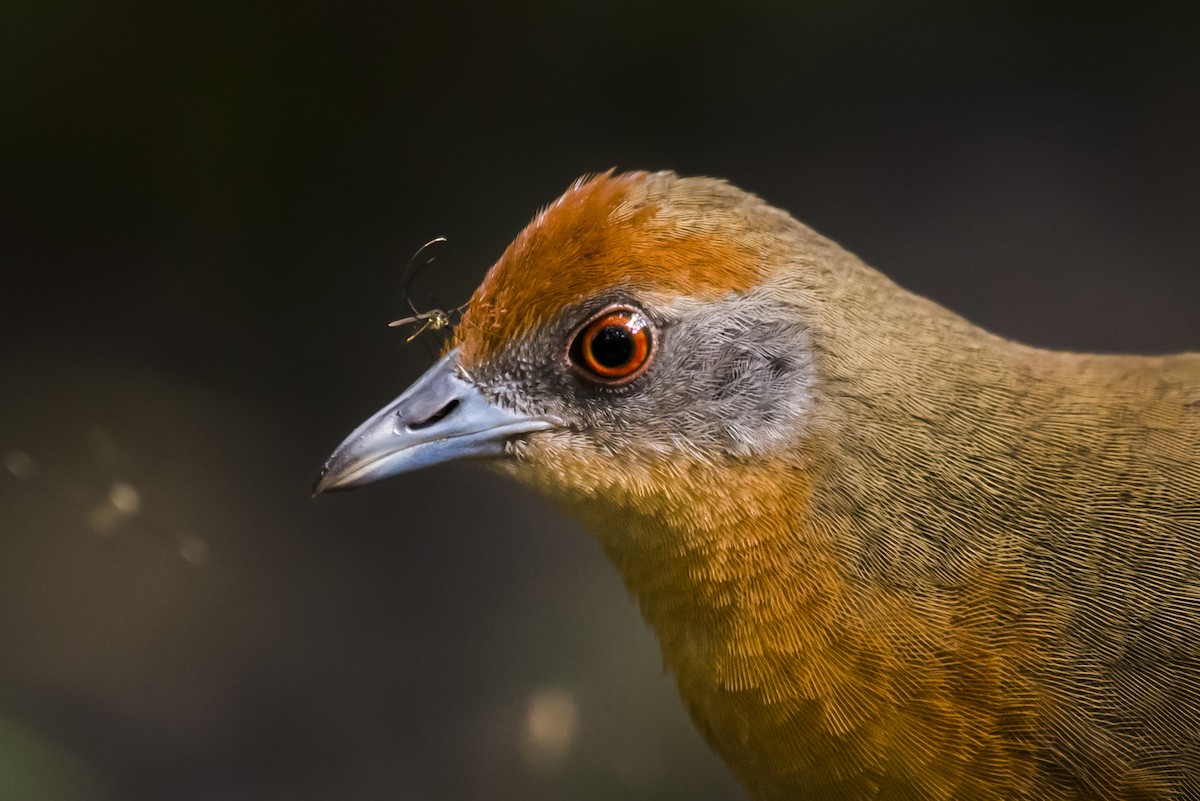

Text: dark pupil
xmin=591 ymin=325 xmax=634 ymax=368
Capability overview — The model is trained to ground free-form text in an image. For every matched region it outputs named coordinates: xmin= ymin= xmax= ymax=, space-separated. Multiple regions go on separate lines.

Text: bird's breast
xmin=512 ymin=451 xmax=1034 ymax=800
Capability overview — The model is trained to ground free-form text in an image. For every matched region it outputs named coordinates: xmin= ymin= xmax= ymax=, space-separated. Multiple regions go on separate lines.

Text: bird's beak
xmin=313 ymin=348 xmax=560 ymax=494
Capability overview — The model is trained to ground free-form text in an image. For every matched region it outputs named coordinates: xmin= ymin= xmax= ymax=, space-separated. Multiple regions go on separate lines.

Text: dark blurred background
xmin=1 ymin=1 xmax=1198 ymax=799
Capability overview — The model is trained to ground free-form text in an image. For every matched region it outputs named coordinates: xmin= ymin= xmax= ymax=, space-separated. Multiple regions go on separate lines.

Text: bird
xmin=315 ymin=170 xmax=1200 ymax=800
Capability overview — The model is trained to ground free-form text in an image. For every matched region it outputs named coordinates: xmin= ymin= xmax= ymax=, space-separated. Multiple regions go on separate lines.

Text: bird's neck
xmin=582 ymin=461 xmax=833 ymax=671
xmin=571 ymin=462 xmax=867 ymax=799
xmin=520 ymin=454 xmax=1022 ymax=801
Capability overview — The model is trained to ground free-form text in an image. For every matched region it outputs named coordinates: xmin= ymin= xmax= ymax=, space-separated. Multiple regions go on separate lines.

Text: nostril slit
xmin=407 ymin=399 xmax=459 ymax=431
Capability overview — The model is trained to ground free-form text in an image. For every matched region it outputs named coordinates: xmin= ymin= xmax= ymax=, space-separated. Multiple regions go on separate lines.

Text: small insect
xmin=387 ymin=306 xmax=462 ymax=342
xmin=387 ymin=237 xmax=468 ymax=344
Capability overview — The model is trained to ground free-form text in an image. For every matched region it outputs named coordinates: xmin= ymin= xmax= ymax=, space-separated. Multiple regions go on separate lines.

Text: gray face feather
xmin=463 ymin=288 xmax=817 ymax=465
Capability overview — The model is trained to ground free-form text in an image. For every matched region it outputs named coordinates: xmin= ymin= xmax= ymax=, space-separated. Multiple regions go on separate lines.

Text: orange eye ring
xmin=569 ymin=306 xmax=654 ymax=386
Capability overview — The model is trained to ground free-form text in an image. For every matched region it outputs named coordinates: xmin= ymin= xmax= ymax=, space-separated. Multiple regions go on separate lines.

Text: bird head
xmin=315 ymin=171 xmax=828 ymax=547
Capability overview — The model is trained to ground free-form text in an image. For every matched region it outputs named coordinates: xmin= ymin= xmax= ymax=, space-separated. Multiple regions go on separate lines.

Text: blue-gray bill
xmin=313 ymin=349 xmax=560 ymax=494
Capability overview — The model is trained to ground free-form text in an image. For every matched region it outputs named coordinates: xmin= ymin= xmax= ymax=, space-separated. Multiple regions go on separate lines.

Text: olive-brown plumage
xmin=319 ymin=171 xmax=1200 ymax=800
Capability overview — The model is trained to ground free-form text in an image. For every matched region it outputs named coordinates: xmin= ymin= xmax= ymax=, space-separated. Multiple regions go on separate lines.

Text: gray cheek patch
xmin=469 ymin=289 xmax=817 ymax=464
xmin=627 ymin=292 xmax=816 ymax=459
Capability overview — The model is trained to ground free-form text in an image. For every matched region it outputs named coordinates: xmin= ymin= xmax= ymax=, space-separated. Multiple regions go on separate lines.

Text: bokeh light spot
xmin=88 ymin=481 xmax=142 ymax=534
xmin=108 ymin=482 xmax=142 ymax=515
xmin=521 ymin=686 xmax=580 ymax=769
xmin=4 ymin=448 xmax=35 ymax=480
xmin=176 ymin=534 xmax=211 ymax=567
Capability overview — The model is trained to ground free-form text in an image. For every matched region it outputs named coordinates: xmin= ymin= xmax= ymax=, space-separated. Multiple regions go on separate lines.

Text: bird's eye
xmin=568 ymin=306 xmax=654 ymax=386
